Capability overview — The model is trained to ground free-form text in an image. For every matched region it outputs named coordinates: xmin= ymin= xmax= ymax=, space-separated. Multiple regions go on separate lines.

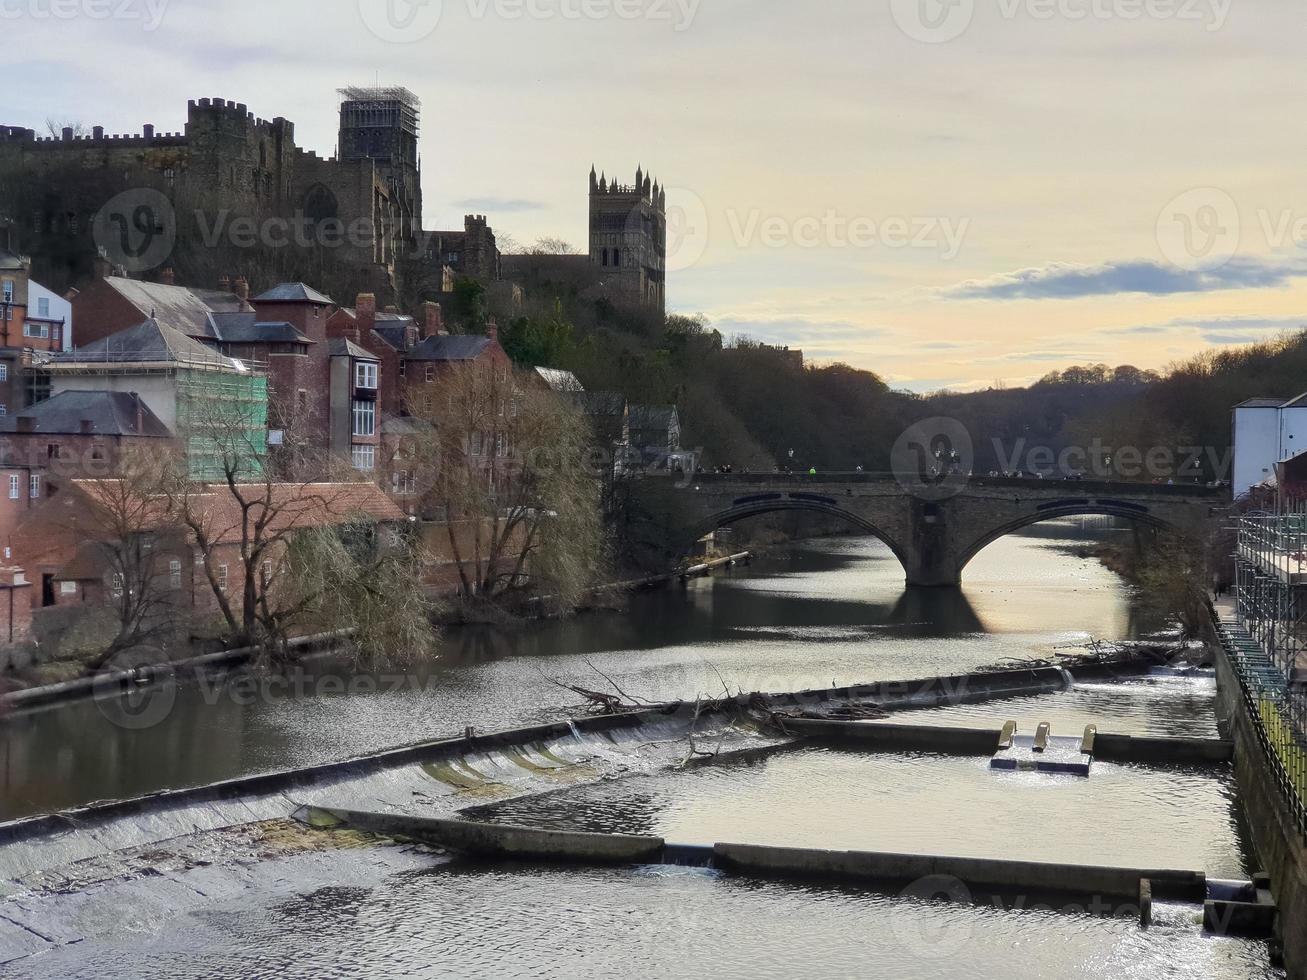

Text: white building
xmin=26 ymin=280 xmax=73 ymax=352
xmin=1233 ymin=395 xmax=1307 ymax=497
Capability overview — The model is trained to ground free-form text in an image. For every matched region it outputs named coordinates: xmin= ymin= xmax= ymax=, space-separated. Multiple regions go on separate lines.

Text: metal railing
xmin=1217 ymin=618 xmax=1307 ymax=840
xmin=1229 ymin=512 xmax=1307 ymax=840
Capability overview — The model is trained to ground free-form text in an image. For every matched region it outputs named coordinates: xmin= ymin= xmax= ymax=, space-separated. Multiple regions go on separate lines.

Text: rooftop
xmin=99 ymin=277 xmax=245 ymax=340
xmin=207 ymin=312 xmax=313 ymax=346
xmin=328 ymin=338 xmax=378 ymax=360
xmin=0 ymin=390 xmax=172 ymax=438
xmin=406 ymin=335 xmax=492 ymax=362
xmin=52 ymin=318 xmax=247 ymax=372
xmin=252 ymin=283 xmax=335 ymax=305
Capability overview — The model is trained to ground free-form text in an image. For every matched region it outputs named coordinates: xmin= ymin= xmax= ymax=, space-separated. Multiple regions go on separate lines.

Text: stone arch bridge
xmin=629 ymin=474 xmax=1228 ymax=588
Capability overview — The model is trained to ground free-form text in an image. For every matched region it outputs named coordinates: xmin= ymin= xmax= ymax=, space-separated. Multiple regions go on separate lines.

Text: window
xmin=47 ymin=444 xmax=59 ymax=459
xmin=0 ymin=364 xmax=8 ymax=382
xmin=495 ymin=433 xmax=508 ymax=458
xmin=60 ymin=581 xmax=77 ymax=595
xmin=29 ymin=475 xmax=39 ymax=499
xmin=391 ymin=471 xmax=415 ymax=496
xmin=352 ymin=445 xmax=375 ymax=471
xmin=0 ymin=406 xmax=7 ymax=418
xmin=110 ymin=573 xmax=124 ymax=600
xmin=7 ymin=475 xmax=18 ymax=500
xmin=470 ymin=431 xmax=484 ymax=457
xmin=1 ymin=281 xmax=11 ymax=303
xmin=23 ymin=322 xmax=48 ymax=339
xmin=36 ymin=298 xmax=49 ymax=317
xmin=352 ymin=400 xmax=375 ymax=437
xmin=425 ymin=364 xmax=435 ymax=383
xmin=355 ymin=362 xmax=378 ymax=390
xmin=169 ymin=560 xmax=182 ymax=590
xmin=216 ymin=564 xmax=229 ymax=592
xmin=399 ymin=361 xmax=406 ymax=379
xmin=262 ymin=560 xmax=273 ymax=585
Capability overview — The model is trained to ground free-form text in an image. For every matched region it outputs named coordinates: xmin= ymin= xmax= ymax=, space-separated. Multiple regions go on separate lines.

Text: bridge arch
xmin=955 ymin=502 xmax=1181 ymax=580
xmin=687 ymin=498 xmax=911 ymax=575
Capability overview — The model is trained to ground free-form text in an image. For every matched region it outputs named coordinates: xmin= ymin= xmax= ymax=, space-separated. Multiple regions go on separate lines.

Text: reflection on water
xmin=18 ymin=863 xmax=1279 ymax=980
xmin=1 ymin=524 xmax=1172 ymax=820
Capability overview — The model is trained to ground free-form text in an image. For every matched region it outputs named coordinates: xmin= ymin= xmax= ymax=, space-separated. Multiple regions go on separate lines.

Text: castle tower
xmin=337 ymin=86 xmax=423 ymax=232
xmin=588 ymin=163 xmax=666 ymax=314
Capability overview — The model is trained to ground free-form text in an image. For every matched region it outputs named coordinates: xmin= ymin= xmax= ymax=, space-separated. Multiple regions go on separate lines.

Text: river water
xmin=3 ymin=523 xmax=1194 ymax=820
xmin=0 ymin=524 xmax=1283 ymax=978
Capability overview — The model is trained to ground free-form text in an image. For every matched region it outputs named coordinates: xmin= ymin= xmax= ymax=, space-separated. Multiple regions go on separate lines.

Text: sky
xmin=5 ymin=0 xmax=1307 ymax=392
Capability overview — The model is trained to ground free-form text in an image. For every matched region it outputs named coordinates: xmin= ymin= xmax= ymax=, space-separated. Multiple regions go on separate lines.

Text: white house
xmin=26 ymin=280 xmax=73 ymax=352
xmin=1233 ymin=395 xmax=1307 ymax=496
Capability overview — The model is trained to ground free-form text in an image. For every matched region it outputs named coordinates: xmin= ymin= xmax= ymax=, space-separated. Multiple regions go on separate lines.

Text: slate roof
xmin=406 ymin=335 xmax=492 ymax=362
xmin=535 ymin=367 xmax=584 ymax=392
xmin=1238 ymin=397 xmax=1291 ymax=409
xmin=0 ymin=248 xmax=26 ymax=272
xmin=371 ymin=324 xmax=410 ymax=351
xmin=0 ymin=390 xmax=172 ymax=437
xmin=1278 ymin=393 xmax=1307 ymax=409
xmin=206 ymin=311 xmax=312 ymax=345
xmin=328 ymin=338 xmax=379 ymax=360
xmin=252 ymin=283 xmax=335 ymax=305
xmin=100 ymin=277 xmax=245 ymax=340
xmin=54 ymin=318 xmax=242 ymax=371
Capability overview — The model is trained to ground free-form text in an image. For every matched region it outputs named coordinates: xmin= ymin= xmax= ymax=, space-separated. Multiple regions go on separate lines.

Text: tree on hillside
xmin=406 ymin=363 xmax=601 ymax=605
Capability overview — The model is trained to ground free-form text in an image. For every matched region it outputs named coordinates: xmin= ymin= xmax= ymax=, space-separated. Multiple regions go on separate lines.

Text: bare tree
xmin=407 ymin=363 xmax=602 ymax=606
xmin=168 ymin=395 xmax=435 ymax=665
xmin=44 ymin=119 xmax=87 ymax=140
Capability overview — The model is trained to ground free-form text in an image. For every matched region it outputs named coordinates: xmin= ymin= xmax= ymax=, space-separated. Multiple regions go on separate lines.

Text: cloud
xmin=945 ymin=258 xmax=1307 ymax=301
xmin=450 ymin=197 xmax=547 ymax=213
xmin=1105 ymin=315 xmax=1307 ymax=338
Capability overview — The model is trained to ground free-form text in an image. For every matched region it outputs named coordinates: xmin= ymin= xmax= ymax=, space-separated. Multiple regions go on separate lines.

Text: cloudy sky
xmin=6 ymin=0 xmax=1307 ymax=391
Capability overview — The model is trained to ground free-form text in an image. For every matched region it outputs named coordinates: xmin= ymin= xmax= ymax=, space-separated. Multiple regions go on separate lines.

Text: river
xmin=1 ymin=523 xmax=1282 ymax=979
xmin=2 ymin=522 xmax=1188 ymax=821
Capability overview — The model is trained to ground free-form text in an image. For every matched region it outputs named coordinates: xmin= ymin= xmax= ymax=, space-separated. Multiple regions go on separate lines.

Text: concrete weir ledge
xmin=784 ymin=717 xmax=1235 ymax=765
xmin=296 ymin=805 xmax=1207 ymax=907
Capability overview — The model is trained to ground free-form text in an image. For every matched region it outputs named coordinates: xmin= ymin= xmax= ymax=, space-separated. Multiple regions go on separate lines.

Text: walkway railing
xmin=1216 ymin=618 xmax=1307 ymax=840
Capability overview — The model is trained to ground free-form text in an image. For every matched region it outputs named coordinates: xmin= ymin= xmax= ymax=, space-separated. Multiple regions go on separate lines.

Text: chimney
xmin=354 ymin=293 xmax=376 ymax=343
xmin=79 ymin=419 xmax=93 ymax=435
xmin=218 ymin=274 xmax=230 ymax=292
xmin=383 ymin=304 xmax=399 ymax=315
xmin=92 ymin=247 xmax=112 ymax=281
xmin=422 ymin=301 xmax=444 ymax=339
xmin=158 ymin=267 xmax=175 ymax=286
xmin=15 ymin=417 xmax=32 ymax=434
xmin=486 ymin=319 xmax=498 ymax=343
xmin=231 ymin=276 xmax=249 ymax=304
xmin=130 ymin=392 xmax=143 ymax=434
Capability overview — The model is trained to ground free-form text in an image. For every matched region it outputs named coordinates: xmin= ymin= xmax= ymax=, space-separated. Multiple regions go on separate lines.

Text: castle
xmin=0 ymin=88 xmax=667 ymax=315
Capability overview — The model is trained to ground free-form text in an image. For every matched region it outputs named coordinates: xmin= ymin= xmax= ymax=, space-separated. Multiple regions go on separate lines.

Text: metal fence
xmin=1230 ymin=514 xmax=1307 ymax=840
